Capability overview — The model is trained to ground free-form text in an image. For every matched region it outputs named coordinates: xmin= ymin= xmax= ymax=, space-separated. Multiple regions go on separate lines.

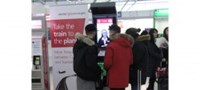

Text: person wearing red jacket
xmin=104 ymin=24 xmax=133 ymax=90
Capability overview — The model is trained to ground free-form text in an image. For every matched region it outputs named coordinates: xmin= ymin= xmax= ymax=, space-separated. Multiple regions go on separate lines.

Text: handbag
xmin=156 ymin=59 xmax=168 ymax=78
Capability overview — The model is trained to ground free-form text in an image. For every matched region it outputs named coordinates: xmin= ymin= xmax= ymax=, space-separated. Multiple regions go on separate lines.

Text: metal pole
xmin=120 ymin=0 xmax=130 ymax=11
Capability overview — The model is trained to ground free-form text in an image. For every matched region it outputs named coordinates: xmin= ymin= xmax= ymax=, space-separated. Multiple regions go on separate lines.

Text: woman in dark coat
xmin=126 ymin=28 xmax=150 ymax=90
xmin=145 ymin=28 xmax=162 ymax=90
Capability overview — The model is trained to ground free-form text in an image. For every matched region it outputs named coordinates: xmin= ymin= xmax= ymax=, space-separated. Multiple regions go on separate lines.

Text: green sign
xmin=154 ymin=9 xmax=168 ymax=17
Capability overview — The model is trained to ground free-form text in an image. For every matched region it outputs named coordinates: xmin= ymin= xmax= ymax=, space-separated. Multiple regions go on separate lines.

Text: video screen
xmin=33 ymin=55 xmax=41 ymax=65
xmin=96 ymin=18 xmax=113 ymax=48
xmin=32 ymin=20 xmax=42 ymax=29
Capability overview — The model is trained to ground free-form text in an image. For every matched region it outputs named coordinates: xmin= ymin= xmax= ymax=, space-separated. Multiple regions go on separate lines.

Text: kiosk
xmin=32 ymin=15 xmax=49 ymax=90
xmin=90 ymin=2 xmax=117 ymax=57
xmin=90 ymin=2 xmax=117 ymax=88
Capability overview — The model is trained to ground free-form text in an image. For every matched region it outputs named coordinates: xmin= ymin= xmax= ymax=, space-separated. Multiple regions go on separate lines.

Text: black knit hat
xmin=108 ymin=24 xmax=121 ymax=33
xmin=85 ymin=24 xmax=97 ymax=32
xmin=126 ymin=28 xmax=140 ymax=39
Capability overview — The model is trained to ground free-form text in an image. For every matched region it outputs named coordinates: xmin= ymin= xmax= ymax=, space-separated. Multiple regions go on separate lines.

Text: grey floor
xmin=49 ymin=68 xmax=151 ymax=90
xmin=47 ymin=41 xmax=157 ymax=90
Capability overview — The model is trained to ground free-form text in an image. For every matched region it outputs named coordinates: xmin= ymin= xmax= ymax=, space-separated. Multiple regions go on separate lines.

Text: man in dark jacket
xmin=73 ymin=24 xmax=101 ymax=90
xmin=126 ymin=28 xmax=150 ymax=90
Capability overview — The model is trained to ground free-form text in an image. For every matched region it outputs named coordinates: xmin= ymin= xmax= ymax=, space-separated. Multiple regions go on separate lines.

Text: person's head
xmin=108 ymin=24 xmax=121 ymax=37
xmin=101 ymin=29 xmax=108 ymax=38
xmin=85 ymin=24 xmax=97 ymax=38
xmin=163 ymin=27 xmax=168 ymax=41
xmin=149 ymin=28 xmax=158 ymax=42
xmin=140 ymin=30 xmax=148 ymax=36
xmin=125 ymin=28 xmax=140 ymax=40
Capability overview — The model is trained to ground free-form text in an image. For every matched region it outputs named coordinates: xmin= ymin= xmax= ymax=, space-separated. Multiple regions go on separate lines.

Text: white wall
xmin=155 ymin=17 xmax=168 ymax=34
xmin=32 ymin=3 xmax=47 ymax=15
xmin=119 ymin=18 xmax=154 ymax=33
xmin=116 ymin=0 xmax=168 ymax=11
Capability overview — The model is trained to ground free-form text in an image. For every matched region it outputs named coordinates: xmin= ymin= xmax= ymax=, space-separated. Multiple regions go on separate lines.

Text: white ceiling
xmin=32 ymin=0 xmax=168 ymax=12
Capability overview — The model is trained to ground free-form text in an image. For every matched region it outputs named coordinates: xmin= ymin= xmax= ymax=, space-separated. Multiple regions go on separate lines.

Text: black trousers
xmin=147 ymin=75 xmax=156 ymax=90
xmin=110 ymin=88 xmax=125 ymax=90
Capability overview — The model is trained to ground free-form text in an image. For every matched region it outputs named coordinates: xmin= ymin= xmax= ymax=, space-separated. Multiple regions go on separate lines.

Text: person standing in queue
xmin=104 ymin=24 xmax=133 ymax=90
xmin=145 ymin=28 xmax=162 ymax=90
xmin=126 ymin=28 xmax=149 ymax=90
xmin=73 ymin=24 xmax=101 ymax=90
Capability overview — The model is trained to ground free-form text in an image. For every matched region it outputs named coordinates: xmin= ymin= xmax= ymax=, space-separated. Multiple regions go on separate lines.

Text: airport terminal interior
xmin=32 ymin=0 xmax=168 ymax=90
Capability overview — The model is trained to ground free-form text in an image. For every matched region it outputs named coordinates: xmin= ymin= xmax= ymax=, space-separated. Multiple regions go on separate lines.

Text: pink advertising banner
xmin=49 ymin=5 xmax=88 ymax=90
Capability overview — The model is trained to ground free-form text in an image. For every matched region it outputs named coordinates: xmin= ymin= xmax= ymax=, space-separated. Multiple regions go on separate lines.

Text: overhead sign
xmin=154 ymin=8 xmax=169 ymax=17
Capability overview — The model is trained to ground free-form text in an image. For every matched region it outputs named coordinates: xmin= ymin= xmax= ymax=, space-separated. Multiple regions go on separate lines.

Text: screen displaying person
xmin=98 ymin=29 xmax=110 ymax=47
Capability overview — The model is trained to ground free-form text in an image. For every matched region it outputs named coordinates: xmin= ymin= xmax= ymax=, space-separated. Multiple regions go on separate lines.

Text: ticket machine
xmin=32 ymin=15 xmax=49 ymax=90
xmin=90 ymin=2 xmax=117 ymax=88
xmin=90 ymin=2 xmax=117 ymax=57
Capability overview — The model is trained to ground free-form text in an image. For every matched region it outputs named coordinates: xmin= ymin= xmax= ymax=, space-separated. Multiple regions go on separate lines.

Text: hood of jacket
xmin=74 ymin=33 xmax=95 ymax=48
xmin=136 ymin=34 xmax=150 ymax=42
xmin=110 ymin=33 xmax=134 ymax=48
